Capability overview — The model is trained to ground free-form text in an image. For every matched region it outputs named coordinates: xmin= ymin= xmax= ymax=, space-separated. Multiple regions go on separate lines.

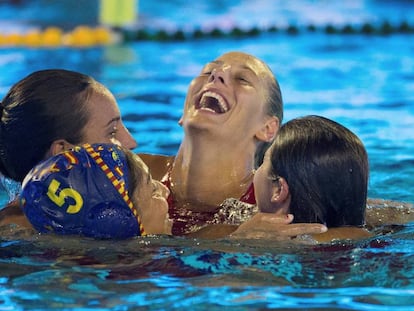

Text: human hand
xmin=230 ymin=212 xmax=327 ymax=240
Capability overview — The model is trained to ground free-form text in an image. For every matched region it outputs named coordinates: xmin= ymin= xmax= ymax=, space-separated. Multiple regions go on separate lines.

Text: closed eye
xmin=200 ymin=62 xmax=218 ymax=76
xmin=236 ymin=75 xmax=251 ymax=85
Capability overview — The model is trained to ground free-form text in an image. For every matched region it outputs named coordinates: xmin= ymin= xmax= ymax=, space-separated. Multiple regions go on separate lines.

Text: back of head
xmin=270 ymin=115 xmax=368 ymax=227
xmin=20 ymin=143 xmax=144 ymax=239
xmin=0 ymin=69 xmax=93 ymax=182
xmin=251 ymin=53 xmax=283 ymax=167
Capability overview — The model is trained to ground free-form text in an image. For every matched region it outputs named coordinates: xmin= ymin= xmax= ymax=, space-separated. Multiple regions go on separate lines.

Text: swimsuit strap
xmin=239 ymin=182 xmax=256 ymax=204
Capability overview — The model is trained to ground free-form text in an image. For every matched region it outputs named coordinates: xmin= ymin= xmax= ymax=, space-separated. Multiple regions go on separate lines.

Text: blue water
xmin=1 ymin=1 xmax=414 ymax=310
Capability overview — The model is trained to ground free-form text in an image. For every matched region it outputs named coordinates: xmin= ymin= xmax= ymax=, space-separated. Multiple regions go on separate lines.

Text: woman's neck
xmin=170 ymin=137 xmax=256 ymax=211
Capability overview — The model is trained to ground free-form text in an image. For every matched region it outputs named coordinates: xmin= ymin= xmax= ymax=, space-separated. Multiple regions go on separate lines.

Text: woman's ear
xmin=271 ymin=177 xmax=289 ymax=202
xmin=255 ymin=116 xmax=279 ymax=142
xmin=270 ymin=177 xmax=290 ymax=215
xmin=48 ymin=139 xmax=75 ymax=157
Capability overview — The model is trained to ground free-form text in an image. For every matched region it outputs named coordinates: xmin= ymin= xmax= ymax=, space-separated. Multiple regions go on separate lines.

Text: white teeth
xmin=200 ymin=91 xmax=229 ymax=113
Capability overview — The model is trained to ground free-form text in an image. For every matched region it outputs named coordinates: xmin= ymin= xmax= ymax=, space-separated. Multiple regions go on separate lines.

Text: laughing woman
xmin=141 ymin=51 xmax=327 ymax=238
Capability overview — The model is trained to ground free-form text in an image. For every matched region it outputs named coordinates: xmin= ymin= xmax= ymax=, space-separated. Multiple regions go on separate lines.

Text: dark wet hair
xmin=264 ymin=64 xmax=283 ymax=124
xmin=124 ymin=146 xmax=145 ymax=202
xmin=254 ymin=60 xmax=283 ymax=167
xmin=0 ymin=69 xmax=96 ymax=182
xmin=269 ymin=115 xmax=368 ymax=227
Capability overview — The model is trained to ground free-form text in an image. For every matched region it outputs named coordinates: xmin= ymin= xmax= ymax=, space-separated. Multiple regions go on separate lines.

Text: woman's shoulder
xmin=313 ymin=227 xmax=372 ymax=243
xmin=138 ymin=153 xmax=175 ymax=180
xmin=365 ymin=198 xmax=414 ymax=229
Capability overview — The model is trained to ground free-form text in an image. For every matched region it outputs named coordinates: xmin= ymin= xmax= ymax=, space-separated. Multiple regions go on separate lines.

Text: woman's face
xmin=82 ymin=90 xmax=137 ymax=150
xmin=253 ymin=148 xmax=276 ymax=213
xmin=131 ymin=155 xmax=172 ymax=235
xmin=180 ymin=52 xmax=274 ymax=143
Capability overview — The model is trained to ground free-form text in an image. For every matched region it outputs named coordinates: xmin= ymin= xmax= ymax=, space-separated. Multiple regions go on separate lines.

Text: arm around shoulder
xmin=0 ymin=201 xmax=33 ymax=229
xmin=313 ymin=227 xmax=372 ymax=243
xmin=365 ymin=198 xmax=414 ymax=229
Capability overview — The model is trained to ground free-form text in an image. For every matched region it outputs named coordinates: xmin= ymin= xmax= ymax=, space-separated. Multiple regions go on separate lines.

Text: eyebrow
xmin=105 ymin=116 xmax=120 ymax=127
xmin=209 ymin=61 xmax=256 ymax=75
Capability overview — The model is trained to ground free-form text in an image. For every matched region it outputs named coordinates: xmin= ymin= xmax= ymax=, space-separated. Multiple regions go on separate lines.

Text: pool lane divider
xmin=0 ymin=21 xmax=413 ymax=48
xmin=121 ymin=20 xmax=414 ymax=42
xmin=0 ymin=26 xmax=117 ymax=48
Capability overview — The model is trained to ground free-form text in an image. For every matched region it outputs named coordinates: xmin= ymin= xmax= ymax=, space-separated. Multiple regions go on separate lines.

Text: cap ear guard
xmin=81 ymin=202 xmax=141 ymax=238
xmin=20 ymin=143 xmax=144 ymax=239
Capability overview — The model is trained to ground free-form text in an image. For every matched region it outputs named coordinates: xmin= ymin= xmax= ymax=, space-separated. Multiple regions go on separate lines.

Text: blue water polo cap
xmin=20 ymin=143 xmax=145 ymax=239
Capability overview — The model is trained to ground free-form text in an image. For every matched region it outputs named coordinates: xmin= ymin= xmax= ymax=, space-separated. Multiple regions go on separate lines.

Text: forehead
xmin=214 ymin=52 xmax=269 ymax=77
xmin=87 ymin=89 xmax=119 ymax=114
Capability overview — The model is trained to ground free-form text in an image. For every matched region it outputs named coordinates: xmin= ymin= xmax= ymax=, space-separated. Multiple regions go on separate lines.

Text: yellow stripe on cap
xmin=84 ymin=143 xmax=145 ymax=236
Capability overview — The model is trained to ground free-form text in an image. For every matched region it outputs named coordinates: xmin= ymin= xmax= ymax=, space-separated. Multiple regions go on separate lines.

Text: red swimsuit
xmin=161 ymin=173 xmax=256 ymax=236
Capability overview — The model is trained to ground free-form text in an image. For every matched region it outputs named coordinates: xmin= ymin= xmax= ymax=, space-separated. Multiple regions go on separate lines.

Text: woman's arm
xmin=0 ymin=201 xmax=32 ymax=228
xmin=230 ymin=213 xmax=327 ymax=240
xmin=365 ymin=198 xmax=414 ymax=229
xmin=191 ymin=213 xmax=327 ymax=240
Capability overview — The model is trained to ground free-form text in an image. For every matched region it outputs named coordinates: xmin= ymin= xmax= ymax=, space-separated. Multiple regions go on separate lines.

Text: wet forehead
xmin=214 ymin=52 xmax=270 ymax=77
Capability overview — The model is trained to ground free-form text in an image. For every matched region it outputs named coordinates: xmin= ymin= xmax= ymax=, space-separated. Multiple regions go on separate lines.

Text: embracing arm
xmin=365 ymin=198 xmax=414 ymax=229
xmin=0 ymin=201 xmax=32 ymax=228
xmin=313 ymin=227 xmax=371 ymax=243
xmin=191 ymin=213 xmax=327 ymax=240
xmin=192 ymin=214 xmax=372 ymax=243
xmin=232 ymin=199 xmax=414 ymax=241
xmin=230 ymin=213 xmax=327 ymax=240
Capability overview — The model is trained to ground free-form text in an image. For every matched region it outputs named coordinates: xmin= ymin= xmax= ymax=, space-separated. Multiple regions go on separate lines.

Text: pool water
xmin=1 ymin=1 xmax=414 ymax=310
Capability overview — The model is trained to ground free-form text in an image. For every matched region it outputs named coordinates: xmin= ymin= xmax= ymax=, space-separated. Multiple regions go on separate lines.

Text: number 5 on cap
xmin=47 ymin=179 xmax=84 ymax=214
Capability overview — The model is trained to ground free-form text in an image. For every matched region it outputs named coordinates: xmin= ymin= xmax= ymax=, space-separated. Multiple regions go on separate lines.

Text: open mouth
xmin=197 ymin=91 xmax=230 ymax=114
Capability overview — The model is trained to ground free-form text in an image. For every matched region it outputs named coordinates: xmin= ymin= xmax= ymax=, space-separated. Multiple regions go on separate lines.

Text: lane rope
xmin=1 ymin=20 xmax=413 ymax=48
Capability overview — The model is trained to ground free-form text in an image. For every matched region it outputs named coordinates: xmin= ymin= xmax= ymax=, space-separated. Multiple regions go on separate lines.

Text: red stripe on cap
xmin=84 ymin=143 xmax=145 ymax=236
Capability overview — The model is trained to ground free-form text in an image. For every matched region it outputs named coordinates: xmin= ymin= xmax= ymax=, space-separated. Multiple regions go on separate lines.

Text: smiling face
xmin=82 ymin=84 xmax=137 ymax=150
xmin=180 ymin=52 xmax=276 ymax=144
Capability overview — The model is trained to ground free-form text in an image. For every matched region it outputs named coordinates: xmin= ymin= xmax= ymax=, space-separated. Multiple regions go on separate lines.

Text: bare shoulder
xmin=365 ymin=198 xmax=414 ymax=229
xmin=138 ymin=153 xmax=175 ymax=180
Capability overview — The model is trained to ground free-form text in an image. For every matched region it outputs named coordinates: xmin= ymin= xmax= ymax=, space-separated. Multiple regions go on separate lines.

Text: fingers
xmin=252 ymin=212 xmax=293 ymax=225
xmin=276 ymin=223 xmax=327 ymax=237
xmin=229 ymin=212 xmax=327 ymax=240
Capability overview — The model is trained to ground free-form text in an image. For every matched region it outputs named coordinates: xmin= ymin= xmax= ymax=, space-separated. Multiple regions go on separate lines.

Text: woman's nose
xmin=119 ymin=124 xmax=138 ymax=149
xmin=208 ymin=69 xmax=225 ymax=84
xmin=208 ymin=65 xmax=230 ymax=84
